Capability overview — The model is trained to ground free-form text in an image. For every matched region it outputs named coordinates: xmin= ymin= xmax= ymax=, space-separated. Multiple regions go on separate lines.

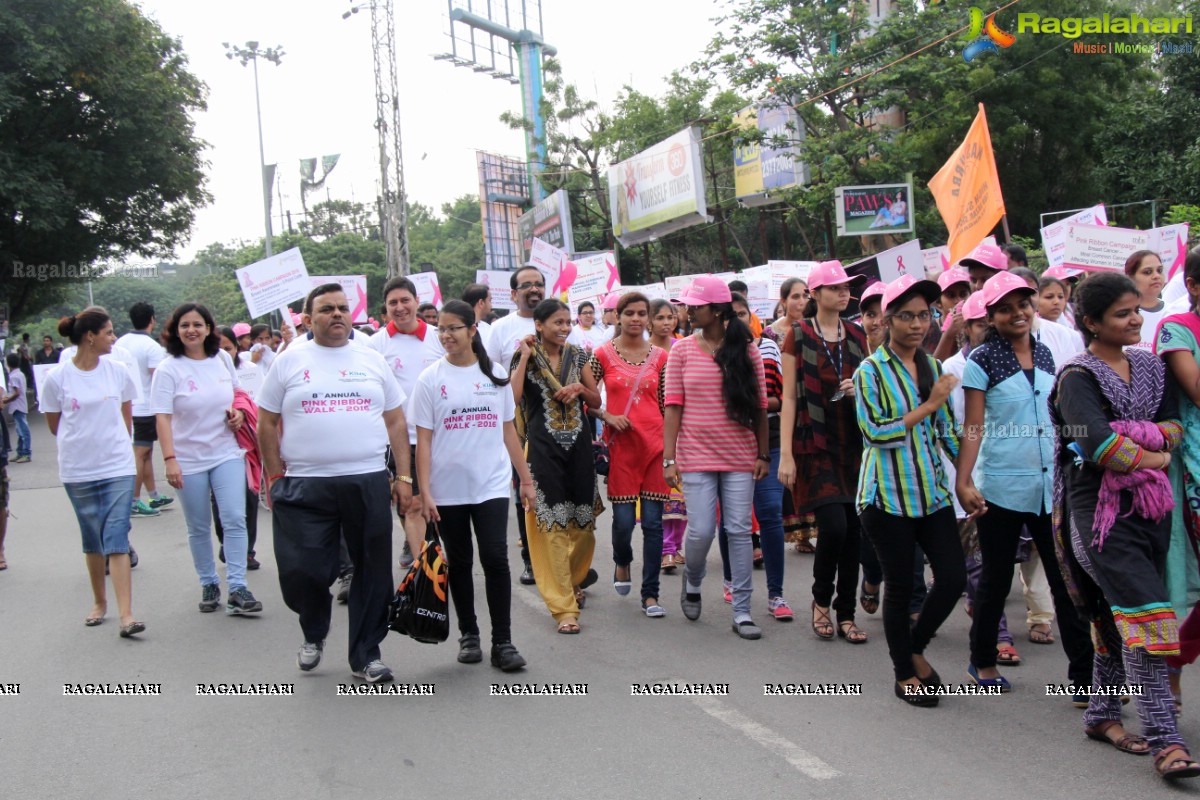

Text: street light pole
xmin=224 ymin=41 xmax=285 ymax=260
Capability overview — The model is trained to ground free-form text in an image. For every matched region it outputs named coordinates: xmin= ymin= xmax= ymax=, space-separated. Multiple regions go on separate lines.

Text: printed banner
xmin=1041 ymin=204 xmax=1108 ymax=269
xmin=518 ymin=189 xmax=575 ymax=261
xmin=665 ymin=275 xmax=693 ymax=299
xmin=236 ymin=248 xmax=312 ymax=320
xmin=1151 ymin=223 xmax=1190 ymax=280
xmin=408 ymin=272 xmax=444 ymax=308
xmin=874 ymin=239 xmax=924 ymax=283
xmin=475 ymin=270 xmax=517 ymax=312
xmin=835 ymin=183 xmax=914 ymax=237
xmin=1063 ymin=225 xmax=1150 ymax=272
xmin=734 ymin=100 xmax=808 ymax=206
xmin=922 ymin=247 xmax=951 ymax=279
xmin=309 ymin=275 xmax=368 ymax=323
xmin=609 ymin=127 xmax=708 ymax=248
xmin=566 ymin=252 xmax=620 ymax=307
xmin=928 ymin=104 xmax=1006 ymax=264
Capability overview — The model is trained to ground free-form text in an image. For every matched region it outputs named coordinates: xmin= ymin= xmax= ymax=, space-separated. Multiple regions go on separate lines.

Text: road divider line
xmin=690 ymin=694 xmax=841 ymax=780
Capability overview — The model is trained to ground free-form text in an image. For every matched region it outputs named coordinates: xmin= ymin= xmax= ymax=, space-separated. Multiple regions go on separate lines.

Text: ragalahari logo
xmin=962 ymin=7 xmax=1016 ymax=62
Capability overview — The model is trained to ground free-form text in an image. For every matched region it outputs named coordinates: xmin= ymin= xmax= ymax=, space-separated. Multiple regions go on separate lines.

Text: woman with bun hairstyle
xmin=39 ymin=307 xmax=145 ymax=637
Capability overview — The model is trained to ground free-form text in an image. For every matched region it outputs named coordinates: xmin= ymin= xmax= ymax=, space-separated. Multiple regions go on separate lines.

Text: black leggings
xmin=861 ymin=505 xmax=966 ymax=681
xmin=970 ymin=503 xmax=1093 ymax=684
xmin=812 ymin=503 xmax=861 ymax=622
xmin=439 ymin=498 xmax=513 ymax=645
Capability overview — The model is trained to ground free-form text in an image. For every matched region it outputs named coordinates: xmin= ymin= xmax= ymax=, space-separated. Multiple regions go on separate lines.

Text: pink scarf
xmin=1093 ymin=420 xmax=1174 ymax=550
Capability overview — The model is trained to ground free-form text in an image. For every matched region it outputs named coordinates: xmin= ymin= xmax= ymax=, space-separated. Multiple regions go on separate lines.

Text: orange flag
xmin=928 ymin=104 xmax=1006 ymax=265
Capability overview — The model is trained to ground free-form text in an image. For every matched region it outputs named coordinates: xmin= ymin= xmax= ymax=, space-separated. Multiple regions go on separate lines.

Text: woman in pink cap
xmin=779 ymin=260 xmax=870 ymax=643
xmin=854 ymin=275 xmax=966 ymax=705
xmin=664 ymin=275 xmax=769 ymax=640
xmin=956 ymin=272 xmax=1092 ymax=695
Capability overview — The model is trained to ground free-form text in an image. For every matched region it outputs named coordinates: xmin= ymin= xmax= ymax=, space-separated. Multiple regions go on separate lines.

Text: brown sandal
xmin=1028 ymin=623 xmax=1055 ymax=644
xmin=1084 ymin=721 xmax=1150 ymax=755
xmin=837 ymin=620 xmax=868 ymax=644
xmin=1155 ymin=745 xmax=1200 ymax=779
xmin=557 ymin=619 xmax=581 ymax=634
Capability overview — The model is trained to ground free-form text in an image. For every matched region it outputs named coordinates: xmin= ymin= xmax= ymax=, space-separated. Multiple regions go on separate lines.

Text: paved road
xmin=1 ymin=411 xmax=1197 ymax=799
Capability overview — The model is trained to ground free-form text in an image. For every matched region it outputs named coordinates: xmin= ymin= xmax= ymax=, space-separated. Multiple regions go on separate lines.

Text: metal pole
xmin=252 ymin=53 xmax=274 ymax=259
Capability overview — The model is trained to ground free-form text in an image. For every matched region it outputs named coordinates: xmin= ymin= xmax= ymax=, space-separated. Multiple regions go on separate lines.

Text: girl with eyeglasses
xmin=855 ymin=276 xmax=967 ymax=706
xmin=511 ymin=299 xmax=604 ymax=634
xmin=412 ymin=300 xmax=534 ymax=670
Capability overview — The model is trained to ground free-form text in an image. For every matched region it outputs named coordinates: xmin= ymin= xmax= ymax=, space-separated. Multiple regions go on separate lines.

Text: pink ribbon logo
xmin=440 ymin=385 xmax=448 ymax=399
xmin=351 ymin=283 xmax=368 ymax=323
xmin=431 ymin=283 xmax=442 ymax=307
xmin=895 ymin=255 xmax=907 ymax=275
xmin=302 ymin=369 xmax=311 ymax=382
xmin=69 ymin=398 xmax=80 ymax=412
xmin=605 ymin=255 xmax=619 ymax=292
xmin=186 ymin=379 xmax=199 ymax=393
xmin=1169 ymin=232 xmax=1187 ymax=280
xmin=393 ymin=358 xmax=403 ymax=371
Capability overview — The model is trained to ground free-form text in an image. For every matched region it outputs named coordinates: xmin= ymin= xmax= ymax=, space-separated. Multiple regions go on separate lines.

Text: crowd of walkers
xmin=11 ymin=241 xmax=1200 ymax=781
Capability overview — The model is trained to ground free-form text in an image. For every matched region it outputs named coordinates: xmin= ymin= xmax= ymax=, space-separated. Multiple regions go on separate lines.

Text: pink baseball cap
xmin=859 ymin=281 xmax=886 ymax=309
xmin=981 ymin=271 xmax=1036 ymax=308
xmin=232 ymin=322 xmax=252 ymax=337
xmin=882 ymin=274 xmax=941 ymax=314
xmin=958 ymin=242 xmax=1008 ymax=273
xmin=961 ymin=291 xmax=988 ymax=321
xmin=937 ymin=267 xmax=970 ymax=293
xmin=807 ymin=260 xmax=867 ymax=292
xmin=601 ymin=292 xmax=621 ymax=310
xmin=1044 ymin=264 xmax=1083 ymax=281
xmin=676 ymin=275 xmax=733 ymax=306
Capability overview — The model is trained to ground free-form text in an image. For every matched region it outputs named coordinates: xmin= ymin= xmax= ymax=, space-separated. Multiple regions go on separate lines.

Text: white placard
xmin=875 ymin=239 xmax=923 ymax=283
xmin=1041 ymin=205 xmax=1107 ymax=269
xmin=309 ymin=275 xmax=369 ymax=323
xmin=1151 ymin=223 xmax=1190 ymax=280
xmin=1063 ymin=225 xmax=1150 ymax=272
xmin=235 ymin=248 xmax=312 ymax=320
xmin=529 ymin=238 xmax=567 ymax=276
xmin=623 ymin=283 xmax=669 ymax=301
xmin=475 ymin=270 xmax=517 ymax=311
xmin=921 ymin=247 xmax=950 ymax=279
xmin=408 ymin=272 xmax=443 ymax=308
xmin=567 ymin=252 xmax=620 ymax=307
xmin=665 ymin=275 xmax=692 ymax=298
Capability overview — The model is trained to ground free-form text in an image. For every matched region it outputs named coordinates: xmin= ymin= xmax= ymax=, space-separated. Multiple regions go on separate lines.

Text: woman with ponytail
xmin=511 ymin=298 xmax=604 ymax=634
xmin=39 ymin=307 xmax=145 ymax=637
xmin=664 ymin=276 xmax=770 ymax=640
xmin=412 ymin=300 xmax=535 ymax=669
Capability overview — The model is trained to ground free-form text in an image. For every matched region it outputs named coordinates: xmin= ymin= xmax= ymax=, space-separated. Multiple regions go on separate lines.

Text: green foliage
xmin=0 ymin=0 xmax=210 ymax=323
xmin=1165 ymin=204 xmax=1200 ymax=231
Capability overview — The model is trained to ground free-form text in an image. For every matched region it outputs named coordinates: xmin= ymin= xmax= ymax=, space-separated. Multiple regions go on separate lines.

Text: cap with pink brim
xmin=937 ymin=267 xmax=971 ymax=292
xmin=675 ymin=275 xmax=733 ymax=306
xmin=859 ymin=281 xmax=886 ymax=309
xmin=807 ymin=260 xmax=867 ymax=291
xmin=958 ymin=242 xmax=1008 ymax=273
xmin=882 ymin=274 xmax=942 ymax=314
xmin=980 ymin=271 xmax=1037 ymax=308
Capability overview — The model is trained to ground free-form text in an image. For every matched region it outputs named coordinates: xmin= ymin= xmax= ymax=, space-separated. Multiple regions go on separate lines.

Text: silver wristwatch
xmin=662 ymin=459 xmax=677 ymax=468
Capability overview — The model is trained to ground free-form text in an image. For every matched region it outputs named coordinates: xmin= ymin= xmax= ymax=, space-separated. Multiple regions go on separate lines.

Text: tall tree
xmin=0 ymin=0 xmax=209 ymax=322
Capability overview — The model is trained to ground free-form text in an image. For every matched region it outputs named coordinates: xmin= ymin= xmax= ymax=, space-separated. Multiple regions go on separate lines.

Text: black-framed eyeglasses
xmin=436 ymin=324 xmax=469 ymax=336
xmin=516 ymin=281 xmax=545 ymax=291
xmin=894 ymin=311 xmax=931 ymax=323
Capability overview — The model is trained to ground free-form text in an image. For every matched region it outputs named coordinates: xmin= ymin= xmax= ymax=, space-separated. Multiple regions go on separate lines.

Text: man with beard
xmin=486 ymin=265 xmax=545 ymax=585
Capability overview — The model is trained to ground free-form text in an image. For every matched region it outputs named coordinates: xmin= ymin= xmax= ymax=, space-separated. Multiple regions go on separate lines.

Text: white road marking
xmin=691 ymin=694 xmax=842 ymax=780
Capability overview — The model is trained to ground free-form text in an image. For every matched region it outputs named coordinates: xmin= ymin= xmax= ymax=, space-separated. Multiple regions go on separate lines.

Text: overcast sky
xmin=133 ymin=0 xmax=721 ymax=261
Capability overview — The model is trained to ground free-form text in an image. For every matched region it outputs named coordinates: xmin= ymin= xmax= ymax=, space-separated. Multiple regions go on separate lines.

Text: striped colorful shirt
xmin=664 ymin=335 xmax=767 ymax=473
xmin=853 ymin=346 xmax=960 ymax=517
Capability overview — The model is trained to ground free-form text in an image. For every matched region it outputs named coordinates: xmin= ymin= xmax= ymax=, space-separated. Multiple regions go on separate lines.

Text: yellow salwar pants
xmin=525 ymin=508 xmax=596 ymax=624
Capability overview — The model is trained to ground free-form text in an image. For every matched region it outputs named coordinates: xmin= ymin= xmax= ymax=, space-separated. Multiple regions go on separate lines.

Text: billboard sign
xmin=835 ymin=183 xmax=914 ymax=236
xmin=518 ymin=189 xmax=575 ymax=263
xmin=734 ymin=101 xmax=808 ymax=206
xmin=609 ymin=127 xmax=709 ymax=248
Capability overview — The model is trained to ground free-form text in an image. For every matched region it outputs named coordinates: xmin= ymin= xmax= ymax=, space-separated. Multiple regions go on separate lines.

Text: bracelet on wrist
xmin=395 ymin=475 xmax=413 ymax=485
xmin=268 ymin=473 xmax=285 ymax=483
xmin=163 ymin=455 xmax=176 ymax=462
xmin=756 ymin=454 xmax=770 ymax=462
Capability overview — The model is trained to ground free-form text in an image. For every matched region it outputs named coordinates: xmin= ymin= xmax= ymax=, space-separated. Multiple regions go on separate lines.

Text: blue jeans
xmin=611 ymin=499 xmax=664 ymax=602
xmin=718 ymin=447 xmax=786 ymax=598
xmin=11 ymin=410 xmax=30 ymax=457
xmin=683 ymin=471 xmax=756 ymax=619
xmin=64 ymin=475 xmax=134 ymax=555
xmin=177 ymin=457 xmax=248 ymax=589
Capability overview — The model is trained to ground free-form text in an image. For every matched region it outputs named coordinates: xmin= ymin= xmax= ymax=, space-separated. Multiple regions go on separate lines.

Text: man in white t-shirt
xmin=116 ymin=302 xmax=172 ymax=517
xmin=484 ymin=264 xmax=544 ymax=584
xmin=463 ymin=283 xmax=493 ymax=347
xmin=366 ymin=276 xmax=445 ymax=570
xmin=258 ymin=283 xmax=412 ymax=684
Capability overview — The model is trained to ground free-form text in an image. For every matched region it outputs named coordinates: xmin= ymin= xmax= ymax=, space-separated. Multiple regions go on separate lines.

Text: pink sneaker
xmin=768 ymin=596 xmax=795 ymax=621
xmin=722 ymin=582 xmax=733 ymax=604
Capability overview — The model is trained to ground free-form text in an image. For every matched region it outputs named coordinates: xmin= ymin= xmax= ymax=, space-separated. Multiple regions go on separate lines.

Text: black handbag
xmin=387 ymin=521 xmax=450 ymax=643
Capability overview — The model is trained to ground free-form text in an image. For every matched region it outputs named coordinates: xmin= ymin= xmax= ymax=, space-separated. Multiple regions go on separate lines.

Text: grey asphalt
xmin=1 ymin=410 xmax=1196 ymax=799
